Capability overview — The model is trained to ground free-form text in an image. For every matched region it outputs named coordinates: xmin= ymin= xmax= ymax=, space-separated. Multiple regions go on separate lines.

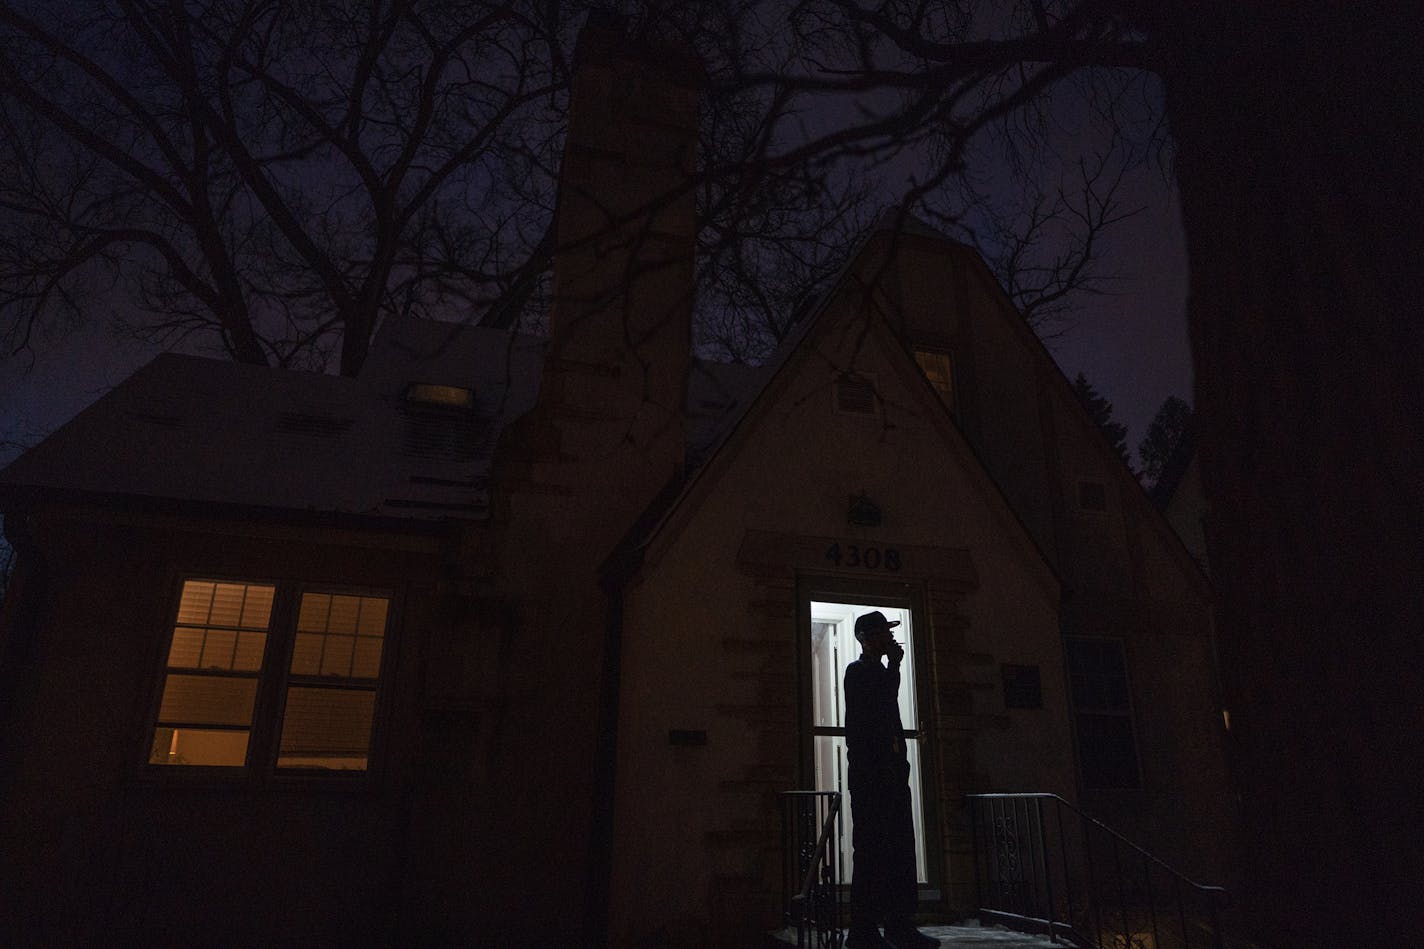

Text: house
xmin=0 ymin=18 xmax=1234 ymax=947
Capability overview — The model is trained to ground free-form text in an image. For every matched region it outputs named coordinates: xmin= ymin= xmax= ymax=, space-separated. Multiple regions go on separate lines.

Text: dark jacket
xmin=844 ymin=655 xmax=908 ymax=789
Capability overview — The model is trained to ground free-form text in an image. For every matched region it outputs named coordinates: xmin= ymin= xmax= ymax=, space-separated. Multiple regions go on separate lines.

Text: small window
xmin=1078 ymin=481 xmax=1108 ymax=512
xmin=149 ymin=579 xmax=391 ymax=775
xmin=405 ymin=383 xmax=475 ymax=410
xmin=1001 ymin=663 xmax=1042 ymax=709
xmin=1065 ymin=637 xmax=1140 ymax=789
xmin=912 ymin=348 xmax=955 ymax=413
xmin=835 ymin=373 xmax=878 ymax=416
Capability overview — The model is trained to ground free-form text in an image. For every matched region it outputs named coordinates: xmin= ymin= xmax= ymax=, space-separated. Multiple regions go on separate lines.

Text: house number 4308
xmin=825 ymin=543 xmax=901 ymax=571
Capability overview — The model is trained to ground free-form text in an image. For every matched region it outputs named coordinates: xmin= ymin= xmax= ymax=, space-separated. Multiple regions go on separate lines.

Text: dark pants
xmin=848 ymin=770 xmax=917 ymax=931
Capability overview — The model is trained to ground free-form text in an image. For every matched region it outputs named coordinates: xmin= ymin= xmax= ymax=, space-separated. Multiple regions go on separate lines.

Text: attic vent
xmin=276 ymin=413 xmax=353 ymax=437
xmin=405 ymin=383 xmax=475 ymax=410
xmin=399 ymin=406 xmax=488 ymax=462
xmin=835 ymin=374 xmax=878 ymax=415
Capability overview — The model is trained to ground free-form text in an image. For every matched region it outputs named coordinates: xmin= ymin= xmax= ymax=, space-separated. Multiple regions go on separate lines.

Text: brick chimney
xmin=459 ymin=21 xmax=701 ymax=941
xmin=534 ymin=14 xmax=701 ymax=491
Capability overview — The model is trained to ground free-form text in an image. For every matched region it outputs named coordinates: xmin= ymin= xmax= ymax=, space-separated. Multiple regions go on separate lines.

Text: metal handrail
xmin=977 ymin=793 xmax=1228 ymax=898
xmin=792 ymin=793 xmax=841 ymax=905
xmin=968 ymin=792 xmax=1228 ymax=949
xmin=780 ymin=790 xmax=844 ymax=949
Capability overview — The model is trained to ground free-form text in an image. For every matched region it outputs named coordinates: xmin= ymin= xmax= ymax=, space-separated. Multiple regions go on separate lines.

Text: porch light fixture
xmin=848 ymin=491 xmax=882 ymax=527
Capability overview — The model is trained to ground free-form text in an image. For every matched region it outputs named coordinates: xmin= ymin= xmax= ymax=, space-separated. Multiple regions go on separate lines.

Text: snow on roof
xmin=0 ymin=319 xmax=546 ymax=523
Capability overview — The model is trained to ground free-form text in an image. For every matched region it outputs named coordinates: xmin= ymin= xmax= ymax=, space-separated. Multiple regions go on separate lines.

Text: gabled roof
xmin=0 ymin=319 xmax=544 ymax=523
xmin=606 ymin=221 xmax=1061 ymax=599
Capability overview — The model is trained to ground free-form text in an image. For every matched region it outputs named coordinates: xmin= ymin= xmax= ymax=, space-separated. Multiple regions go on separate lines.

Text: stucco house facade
xmin=0 ymin=20 xmax=1233 ymax=947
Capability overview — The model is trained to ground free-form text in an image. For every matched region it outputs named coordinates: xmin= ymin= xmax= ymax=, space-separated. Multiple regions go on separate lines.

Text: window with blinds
xmin=279 ymin=593 xmax=388 ymax=770
xmin=150 ymin=581 xmax=275 ymax=767
xmin=148 ymin=579 xmax=391 ymax=774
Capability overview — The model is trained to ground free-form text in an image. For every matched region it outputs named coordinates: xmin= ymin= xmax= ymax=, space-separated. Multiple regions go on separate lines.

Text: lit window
xmin=912 ymin=348 xmax=955 ymax=413
xmin=150 ymin=581 xmax=274 ymax=767
xmin=280 ymin=593 xmax=388 ymax=770
xmin=149 ymin=580 xmax=390 ymax=774
xmin=405 ymin=383 xmax=475 ymax=410
xmin=1065 ymin=637 xmax=1141 ymax=789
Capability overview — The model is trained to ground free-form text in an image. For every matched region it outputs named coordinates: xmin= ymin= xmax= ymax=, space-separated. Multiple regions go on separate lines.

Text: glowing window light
xmin=405 ymin=383 xmax=475 ymax=410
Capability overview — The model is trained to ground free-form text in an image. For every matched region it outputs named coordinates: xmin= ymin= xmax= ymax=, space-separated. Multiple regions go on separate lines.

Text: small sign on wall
xmin=1001 ymin=663 xmax=1043 ymax=709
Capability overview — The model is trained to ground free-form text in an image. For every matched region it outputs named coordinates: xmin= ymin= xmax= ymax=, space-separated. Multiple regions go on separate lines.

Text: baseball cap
xmin=853 ymin=610 xmax=902 ymax=642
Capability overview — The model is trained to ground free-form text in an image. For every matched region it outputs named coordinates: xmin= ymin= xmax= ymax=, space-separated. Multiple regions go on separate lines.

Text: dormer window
xmin=404 ymin=383 xmax=475 ymax=411
xmin=911 ymin=348 xmax=955 ymax=414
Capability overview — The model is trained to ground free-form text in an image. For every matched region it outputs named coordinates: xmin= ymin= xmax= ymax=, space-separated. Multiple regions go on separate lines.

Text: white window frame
xmin=143 ymin=576 xmax=394 ymax=781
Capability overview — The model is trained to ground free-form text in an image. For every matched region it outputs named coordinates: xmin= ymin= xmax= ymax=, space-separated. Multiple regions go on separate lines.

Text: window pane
xmin=157 ymin=674 xmax=257 ymax=727
xmin=239 ymin=585 xmax=275 ymax=629
xmin=298 ymin=593 xmax=331 ymax=633
xmin=913 ymin=349 xmax=955 ymax=410
xmin=357 ymin=598 xmax=388 ymax=637
xmin=278 ymin=687 xmax=375 ymax=770
xmin=209 ymin=583 xmax=248 ymax=627
xmin=352 ymin=638 xmax=384 ymax=679
xmin=233 ymin=633 xmax=267 ymax=672
xmin=320 ymin=635 xmax=355 ymax=677
xmin=176 ymin=581 xmax=216 ymax=625
xmin=167 ymin=628 xmax=205 ymax=668
xmin=149 ymin=727 xmax=249 ymax=767
xmin=290 ymin=633 xmax=324 ymax=675
xmin=200 ymin=630 xmax=237 ymax=668
xmin=327 ymin=596 xmax=361 ymax=635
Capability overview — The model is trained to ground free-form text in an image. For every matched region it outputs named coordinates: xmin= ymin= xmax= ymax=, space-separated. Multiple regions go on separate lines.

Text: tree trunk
xmin=1159 ymin=5 xmax=1424 ymax=944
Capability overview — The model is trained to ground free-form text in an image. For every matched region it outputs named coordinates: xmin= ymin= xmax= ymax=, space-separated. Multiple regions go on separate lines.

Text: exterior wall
xmin=607 ymin=290 xmax=1070 ymax=945
xmin=1165 ymin=455 xmax=1211 ymax=571
xmin=0 ymin=506 xmax=446 ymax=945
xmin=883 ymin=233 xmax=1234 ymax=884
xmin=888 ymin=236 xmax=1223 ymax=865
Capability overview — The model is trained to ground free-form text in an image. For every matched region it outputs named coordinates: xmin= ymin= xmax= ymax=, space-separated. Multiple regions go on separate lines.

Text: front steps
xmin=768 ymin=920 xmax=1061 ymax=947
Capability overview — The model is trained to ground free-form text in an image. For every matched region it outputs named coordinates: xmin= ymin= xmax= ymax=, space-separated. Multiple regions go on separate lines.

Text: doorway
xmin=808 ymin=598 xmax=929 ymax=885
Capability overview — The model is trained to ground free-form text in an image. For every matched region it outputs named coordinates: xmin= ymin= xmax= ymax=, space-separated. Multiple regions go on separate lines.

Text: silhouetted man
xmin=844 ymin=610 xmax=937 ymax=949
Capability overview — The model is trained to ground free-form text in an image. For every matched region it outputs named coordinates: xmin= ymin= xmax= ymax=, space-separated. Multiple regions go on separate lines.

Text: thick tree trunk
xmin=1159 ymin=5 xmax=1424 ymax=944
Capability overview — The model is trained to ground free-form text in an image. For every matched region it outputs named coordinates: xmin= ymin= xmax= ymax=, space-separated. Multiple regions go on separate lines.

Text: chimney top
xmin=573 ymin=12 xmax=705 ymax=89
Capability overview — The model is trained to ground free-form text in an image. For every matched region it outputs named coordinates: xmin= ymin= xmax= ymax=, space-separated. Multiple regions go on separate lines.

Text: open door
xmin=808 ymin=599 xmax=929 ymax=885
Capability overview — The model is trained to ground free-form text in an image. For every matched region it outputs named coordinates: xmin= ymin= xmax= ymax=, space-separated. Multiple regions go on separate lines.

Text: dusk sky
xmin=0 ymin=171 xmax=1190 ymax=470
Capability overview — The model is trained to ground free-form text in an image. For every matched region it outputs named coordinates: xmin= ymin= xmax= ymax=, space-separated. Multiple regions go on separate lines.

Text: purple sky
xmin=0 ymin=178 xmax=1191 ymax=470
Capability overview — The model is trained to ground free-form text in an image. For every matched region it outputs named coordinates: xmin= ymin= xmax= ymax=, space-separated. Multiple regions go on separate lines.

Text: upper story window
xmin=149 ymin=579 xmax=391 ymax=774
xmin=1065 ymin=636 xmax=1141 ymax=789
xmin=911 ymin=348 xmax=955 ymax=414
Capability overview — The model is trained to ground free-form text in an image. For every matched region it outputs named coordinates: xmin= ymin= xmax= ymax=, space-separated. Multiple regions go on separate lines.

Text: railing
xmin=780 ymin=790 xmax=844 ymax=949
xmin=967 ymin=793 xmax=1228 ymax=949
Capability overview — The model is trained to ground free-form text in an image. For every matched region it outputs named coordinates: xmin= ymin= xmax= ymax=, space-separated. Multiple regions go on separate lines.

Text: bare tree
xmin=0 ymin=0 xmax=572 ymax=374
xmin=750 ymin=2 xmax=1424 ymax=944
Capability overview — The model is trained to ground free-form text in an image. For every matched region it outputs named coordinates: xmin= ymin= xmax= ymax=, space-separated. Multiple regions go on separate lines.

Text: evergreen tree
xmin=1138 ymin=396 xmax=1193 ymax=490
xmin=1071 ymin=372 xmax=1131 ymax=469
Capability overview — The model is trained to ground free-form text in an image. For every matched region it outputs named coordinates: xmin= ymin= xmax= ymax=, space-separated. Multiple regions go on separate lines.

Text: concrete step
xmin=769 ymin=921 xmax=1062 ymax=947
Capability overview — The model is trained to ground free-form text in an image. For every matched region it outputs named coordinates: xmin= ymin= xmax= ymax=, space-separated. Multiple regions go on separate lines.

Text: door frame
xmin=795 ymin=572 xmax=945 ymax=899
